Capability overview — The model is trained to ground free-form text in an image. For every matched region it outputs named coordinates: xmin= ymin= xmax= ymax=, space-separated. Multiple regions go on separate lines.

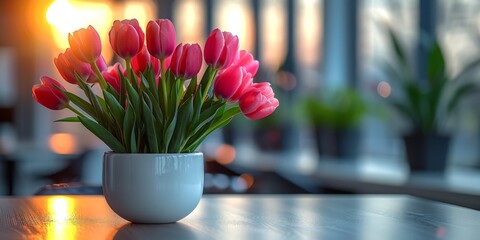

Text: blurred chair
xmin=35 ymin=182 xmax=102 ymax=195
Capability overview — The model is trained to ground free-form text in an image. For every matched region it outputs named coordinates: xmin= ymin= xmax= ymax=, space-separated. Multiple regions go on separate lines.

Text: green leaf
xmin=78 ymin=116 xmax=125 ymax=152
xmin=169 ymin=95 xmax=194 ymax=152
xmin=105 ymin=84 xmax=120 ymax=101
xmin=130 ymin=123 xmax=137 ymax=153
xmin=190 ymin=99 xmax=222 ymax=135
xmin=163 ymin=109 xmax=177 ymax=152
xmin=123 ymin=103 xmax=136 ymax=152
xmin=387 ymin=27 xmax=408 ymax=70
xmin=426 ymin=40 xmax=446 ymax=89
xmin=65 ymin=92 xmax=96 ymax=118
xmin=126 ymin=80 xmax=141 ymax=120
xmin=183 ymin=77 xmax=198 ymax=103
xmin=54 ymin=117 xmax=80 ymax=122
xmin=142 ymin=95 xmax=159 ymax=153
xmin=103 ymin=90 xmax=125 ymax=128
xmin=447 ymin=82 xmax=478 ymax=114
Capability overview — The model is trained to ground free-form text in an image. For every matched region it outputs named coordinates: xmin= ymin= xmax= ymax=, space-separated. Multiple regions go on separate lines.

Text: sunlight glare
xmin=47 ymin=196 xmax=76 ymax=240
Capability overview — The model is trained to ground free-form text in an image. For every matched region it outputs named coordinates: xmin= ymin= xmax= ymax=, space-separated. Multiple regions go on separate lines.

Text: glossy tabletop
xmin=0 ymin=194 xmax=479 ymax=240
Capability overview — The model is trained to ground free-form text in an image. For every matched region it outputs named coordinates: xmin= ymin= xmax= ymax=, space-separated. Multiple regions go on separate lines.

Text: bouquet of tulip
xmin=32 ymin=19 xmax=279 ymax=153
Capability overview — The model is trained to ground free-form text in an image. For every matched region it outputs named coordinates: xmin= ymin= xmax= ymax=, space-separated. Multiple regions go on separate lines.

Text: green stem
xmin=202 ymin=68 xmax=218 ymax=101
xmin=67 ymin=104 xmax=87 ymax=119
xmin=92 ymin=62 xmax=107 ymax=90
xmin=125 ymin=58 xmax=132 ymax=84
xmin=160 ymin=59 xmax=169 ymax=114
xmin=120 ymin=58 xmax=131 ymax=107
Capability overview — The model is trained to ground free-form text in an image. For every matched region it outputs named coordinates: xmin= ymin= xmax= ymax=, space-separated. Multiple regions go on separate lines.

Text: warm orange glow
xmin=261 ymin=0 xmax=287 ymax=69
xmin=46 ymin=0 xmax=113 ymax=59
xmin=239 ymin=173 xmax=254 ymax=189
xmin=123 ymin=0 xmax=156 ymax=29
xmin=214 ymin=0 xmax=254 ymax=52
xmin=47 ymin=196 xmax=76 ymax=240
xmin=215 ymin=144 xmax=236 ymax=165
xmin=377 ymin=81 xmax=391 ymax=98
xmin=296 ymin=0 xmax=322 ymax=66
xmin=49 ymin=133 xmax=77 ymax=154
xmin=174 ymin=0 xmax=206 ymax=44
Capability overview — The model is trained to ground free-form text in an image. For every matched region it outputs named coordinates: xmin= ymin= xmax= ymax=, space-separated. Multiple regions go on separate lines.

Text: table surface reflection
xmin=0 ymin=194 xmax=479 ymax=240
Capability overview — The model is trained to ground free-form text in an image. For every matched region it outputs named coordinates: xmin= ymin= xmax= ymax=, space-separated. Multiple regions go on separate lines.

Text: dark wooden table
xmin=0 ymin=194 xmax=478 ymax=239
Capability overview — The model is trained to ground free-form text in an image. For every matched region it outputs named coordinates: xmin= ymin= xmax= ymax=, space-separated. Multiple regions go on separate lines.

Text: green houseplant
xmin=384 ymin=27 xmax=480 ymax=171
xmin=301 ymin=88 xmax=367 ymax=159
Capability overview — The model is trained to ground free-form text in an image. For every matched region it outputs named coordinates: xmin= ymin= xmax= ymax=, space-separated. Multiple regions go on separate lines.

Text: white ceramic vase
xmin=103 ymin=152 xmax=204 ymax=223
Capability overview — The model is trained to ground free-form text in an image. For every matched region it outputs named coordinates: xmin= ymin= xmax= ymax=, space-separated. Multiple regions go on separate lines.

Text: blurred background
xmin=0 ymin=0 xmax=479 ymax=209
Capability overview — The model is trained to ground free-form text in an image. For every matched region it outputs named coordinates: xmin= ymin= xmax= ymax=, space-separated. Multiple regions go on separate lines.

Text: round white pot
xmin=103 ymin=152 xmax=204 ymax=223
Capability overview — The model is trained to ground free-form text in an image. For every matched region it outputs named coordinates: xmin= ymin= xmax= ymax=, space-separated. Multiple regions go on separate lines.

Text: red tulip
xmin=102 ymin=63 xmax=124 ymax=93
xmin=32 ymin=76 xmax=69 ymax=110
xmin=54 ymin=48 xmax=92 ymax=84
xmin=239 ymin=82 xmax=279 ymax=120
xmin=131 ymin=46 xmax=161 ymax=78
xmin=232 ymin=50 xmax=259 ymax=76
xmin=109 ymin=19 xmax=145 ymax=59
xmin=170 ymin=43 xmax=202 ymax=79
xmin=146 ymin=19 xmax=176 ymax=60
xmin=204 ymin=29 xmax=239 ymax=70
xmin=214 ymin=66 xmax=252 ymax=102
xmin=68 ymin=25 xmax=102 ymax=63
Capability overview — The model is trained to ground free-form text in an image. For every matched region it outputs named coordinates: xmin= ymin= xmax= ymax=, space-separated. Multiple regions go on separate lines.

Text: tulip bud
xmin=204 ymin=29 xmax=239 ymax=70
xmin=68 ymin=25 xmax=102 ymax=63
xmin=233 ymin=50 xmax=259 ymax=77
xmin=102 ymin=63 xmax=124 ymax=93
xmin=170 ymin=43 xmax=202 ymax=79
xmin=146 ymin=19 xmax=176 ymax=60
xmin=54 ymin=48 xmax=92 ymax=84
xmin=239 ymin=82 xmax=279 ymax=120
xmin=131 ymin=46 xmax=161 ymax=78
xmin=214 ymin=66 xmax=252 ymax=102
xmin=32 ymin=76 xmax=69 ymax=110
xmin=109 ymin=19 xmax=145 ymax=59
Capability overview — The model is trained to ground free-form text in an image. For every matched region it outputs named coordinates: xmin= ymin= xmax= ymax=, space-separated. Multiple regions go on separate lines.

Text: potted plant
xmin=301 ymin=88 xmax=367 ymax=160
xmin=32 ymin=18 xmax=279 ymax=223
xmin=383 ymin=27 xmax=480 ymax=172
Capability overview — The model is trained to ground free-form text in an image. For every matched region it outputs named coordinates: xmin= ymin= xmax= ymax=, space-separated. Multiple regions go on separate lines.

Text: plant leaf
xmin=427 ymin=40 xmax=446 ymax=89
xmin=142 ymin=94 xmax=159 ymax=152
xmin=54 ymin=117 xmax=80 ymax=122
xmin=78 ymin=116 xmax=125 ymax=152
xmin=447 ymin=82 xmax=478 ymax=114
xmin=123 ymin=103 xmax=136 ymax=152
xmin=65 ymin=92 xmax=96 ymax=118
xmin=103 ymin=90 xmax=125 ymax=129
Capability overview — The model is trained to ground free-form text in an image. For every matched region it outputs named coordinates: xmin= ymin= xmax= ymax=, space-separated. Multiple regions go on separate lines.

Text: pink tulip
xmin=214 ymin=66 xmax=252 ymax=102
xmin=54 ymin=48 xmax=92 ymax=84
xmin=32 ymin=76 xmax=69 ymax=110
xmin=68 ymin=25 xmax=102 ymax=63
xmin=239 ymin=82 xmax=279 ymax=120
xmin=109 ymin=19 xmax=145 ymax=59
xmin=170 ymin=43 xmax=202 ymax=79
xmin=204 ymin=29 xmax=239 ymax=70
xmin=102 ymin=63 xmax=124 ymax=93
xmin=146 ymin=19 xmax=176 ymax=60
xmin=131 ymin=46 xmax=161 ymax=78
xmin=163 ymin=55 xmax=172 ymax=71
xmin=232 ymin=50 xmax=259 ymax=76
